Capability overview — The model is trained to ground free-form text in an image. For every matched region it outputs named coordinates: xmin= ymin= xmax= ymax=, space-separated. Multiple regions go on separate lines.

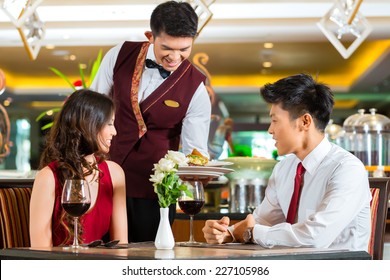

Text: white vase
xmin=154 ymin=207 xmax=175 ymax=250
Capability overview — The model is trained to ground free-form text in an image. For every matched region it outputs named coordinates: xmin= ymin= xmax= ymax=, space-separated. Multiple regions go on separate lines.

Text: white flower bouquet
xmin=149 ymin=150 xmax=191 ymax=208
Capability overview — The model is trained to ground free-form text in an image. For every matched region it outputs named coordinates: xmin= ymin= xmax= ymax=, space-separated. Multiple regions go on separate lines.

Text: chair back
xmin=368 ymin=177 xmax=390 ymax=260
xmin=0 ymin=186 xmax=32 ymax=248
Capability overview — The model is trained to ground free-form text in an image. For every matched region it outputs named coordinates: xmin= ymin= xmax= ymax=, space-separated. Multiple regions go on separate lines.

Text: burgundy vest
xmin=111 ymin=41 xmax=206 ymax=199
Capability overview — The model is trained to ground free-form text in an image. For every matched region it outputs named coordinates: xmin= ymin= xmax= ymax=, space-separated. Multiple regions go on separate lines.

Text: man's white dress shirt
xmin=253 ymin=137 xmax=371 ymax=251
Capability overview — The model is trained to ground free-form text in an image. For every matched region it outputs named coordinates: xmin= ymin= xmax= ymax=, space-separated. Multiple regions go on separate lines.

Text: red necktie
xmin=286 ymin=162 xmax=306 ymax=224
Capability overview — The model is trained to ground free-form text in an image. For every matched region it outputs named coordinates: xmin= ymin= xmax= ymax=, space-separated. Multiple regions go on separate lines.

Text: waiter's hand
xmin=232 ymin=214 xmax=255 ymax=243
xmin=202 ymin=216 xmax=233 ymax=244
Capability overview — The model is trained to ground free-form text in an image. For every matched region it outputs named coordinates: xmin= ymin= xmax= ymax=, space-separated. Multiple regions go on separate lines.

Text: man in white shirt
xmin=202 ymin=73 xmax=371 ymax=251
xmin=90 ymin=1 xmax=211 ymax=242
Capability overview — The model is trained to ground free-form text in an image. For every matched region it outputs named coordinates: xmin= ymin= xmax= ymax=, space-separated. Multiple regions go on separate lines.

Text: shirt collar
xmin=302 ymin=137 xmax=331 ymax=175
xmin=146 ymin=44 xmax=156 ymax=62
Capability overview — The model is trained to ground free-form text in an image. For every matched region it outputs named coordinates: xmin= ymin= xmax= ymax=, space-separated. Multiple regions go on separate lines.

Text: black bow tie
xmin=145 ymin=59 xmax=171 ymax=79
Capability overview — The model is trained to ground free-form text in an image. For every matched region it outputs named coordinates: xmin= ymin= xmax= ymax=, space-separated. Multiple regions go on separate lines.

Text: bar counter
xmin=0 ymin=242 xmax=371 ymax=260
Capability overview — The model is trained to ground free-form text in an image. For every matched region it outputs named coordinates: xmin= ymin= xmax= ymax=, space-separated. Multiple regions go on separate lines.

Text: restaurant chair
xmin=0 ymin=186 xmax=32 ymax=248
xmin=368 ymin=177 xmax=390 ymax=260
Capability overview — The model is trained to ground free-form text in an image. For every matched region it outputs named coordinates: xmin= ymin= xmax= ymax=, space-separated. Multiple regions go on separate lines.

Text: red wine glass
xmin=61 ymin=179 xmax=91 ymax=249
xmin=178 ymin=180 xmax=205 ymax=245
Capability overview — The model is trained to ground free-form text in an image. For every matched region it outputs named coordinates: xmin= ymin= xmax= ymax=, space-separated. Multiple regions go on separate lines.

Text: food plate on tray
xmin=206 ymin=160 xmax=234 ymax=167
xmin=177 ymin=171 xmax=225 ymax=179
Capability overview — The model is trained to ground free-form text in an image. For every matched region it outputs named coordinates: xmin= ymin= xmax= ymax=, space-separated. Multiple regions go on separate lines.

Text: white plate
xmin=177 ymin=171 xmax=224 ymax=179
xmin=178 ymin=166 xmax=234 ymax=174
xmin=206 ymin=161 xmax=234 ymax=167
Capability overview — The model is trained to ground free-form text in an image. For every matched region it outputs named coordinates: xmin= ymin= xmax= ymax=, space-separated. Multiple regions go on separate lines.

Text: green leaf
xmin=79 ymin=65 xmax=87 ymax=89
xmin=49 ymin=67 xmax=76 ymax=91
xmin=35 ymin=108 xmax=61 ymax=121
xmin=88 ymin=49 xmax=102 ymax=87
xmin=38 ymin=51 xmax=102 ymax=130
xmin=41 ymin=122 xmax=53 ymax=130
xmin=35 ymin=111 xmax=49 ymax=122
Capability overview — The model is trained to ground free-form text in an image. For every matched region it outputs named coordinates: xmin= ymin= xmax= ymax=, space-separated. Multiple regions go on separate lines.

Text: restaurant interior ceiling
xmin=1 ymin=0 xmax=390 ymax=124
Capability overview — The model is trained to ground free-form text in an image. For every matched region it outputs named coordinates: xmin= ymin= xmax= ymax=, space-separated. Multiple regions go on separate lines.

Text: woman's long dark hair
xmin=39 ymin=89 xmax=115 ymax=245
xmin=40 ymin=89 xmax=115 ymax=185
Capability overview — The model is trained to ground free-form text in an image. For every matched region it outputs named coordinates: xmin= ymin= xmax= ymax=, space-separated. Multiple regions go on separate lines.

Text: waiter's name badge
xmin=164 ymin=100 xmax=180 ymax=108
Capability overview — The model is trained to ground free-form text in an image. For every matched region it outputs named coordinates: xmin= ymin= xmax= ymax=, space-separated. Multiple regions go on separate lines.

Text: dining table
xmin=0 ymin=241 xmax=371 ymax=260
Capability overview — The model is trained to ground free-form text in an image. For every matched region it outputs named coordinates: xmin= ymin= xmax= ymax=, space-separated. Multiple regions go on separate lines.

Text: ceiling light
xmin=1 ymin=0 xmax=43 ymax=27
xmin=17 ymin=9 xmax=45 ymax=60
xmin=1 ymin=0 xmax=45 ymax=60
xmin=184 ymin=0 xmax=215 ymax=37
xmin=262 ymin=62 xmax=272 ymax=68
xmin=317 ymin=0 xmax=372 ymax=59
xmin=51 ymin=50 xmax=69 ymax=56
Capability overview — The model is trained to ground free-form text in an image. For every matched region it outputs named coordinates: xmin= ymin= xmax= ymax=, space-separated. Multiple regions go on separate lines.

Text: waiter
xmin=90 ymin=1 xmax=211 ymax=242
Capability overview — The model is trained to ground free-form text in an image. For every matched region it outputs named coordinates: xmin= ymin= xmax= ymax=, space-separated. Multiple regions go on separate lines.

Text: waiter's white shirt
xmin=252 ymin=137 xmax=371 ymax=251
xmin=90 ymin=43 xmax=211 ymax=157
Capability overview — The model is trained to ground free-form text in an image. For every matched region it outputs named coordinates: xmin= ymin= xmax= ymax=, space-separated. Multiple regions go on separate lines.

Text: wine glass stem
xmin=73 ymin=217 xmax=79 ymax=247
xmin=189 ymin=215 xmax=194 ymax=243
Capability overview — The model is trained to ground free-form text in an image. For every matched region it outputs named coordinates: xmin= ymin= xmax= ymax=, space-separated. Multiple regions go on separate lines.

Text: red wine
xmin=179 ymin=200 xmax=205 ymax=215
xmin=62 ymin=202 xmax=90 ymax=217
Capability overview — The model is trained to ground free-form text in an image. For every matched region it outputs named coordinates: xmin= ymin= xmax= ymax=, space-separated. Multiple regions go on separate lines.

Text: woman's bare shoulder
xmin=105 ymin=160 xmax=125 ymax=184
xmin=34 ymin=166 xmax=55 ymax=183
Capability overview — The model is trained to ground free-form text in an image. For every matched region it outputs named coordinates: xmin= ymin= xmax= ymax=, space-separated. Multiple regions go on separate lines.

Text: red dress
xmin=49 ymin=161 xmax=113 ymax=246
